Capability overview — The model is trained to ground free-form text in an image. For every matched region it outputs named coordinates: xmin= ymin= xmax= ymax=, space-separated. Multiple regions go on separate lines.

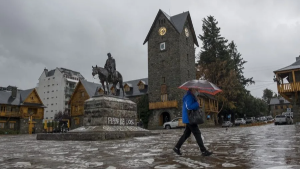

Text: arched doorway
xmin=159 ymin=112 xmax=170 ymax=126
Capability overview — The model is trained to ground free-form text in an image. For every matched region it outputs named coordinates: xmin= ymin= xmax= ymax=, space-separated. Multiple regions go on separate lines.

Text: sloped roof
xmin=20 ymin=88 xmax=34 ymax=102
xmin=0 ymin=88 xmax=45 ymax=107
xmin=274 ymin=58 xmax=300 ymax=73
xmin=143 ymin=9 xmax=199 ymax=47
xmin=80 ymin=80 xmax=101 ymax=97
xmin=120 ymin=78 xmax=148 ymax=97
xmin=269 ymin=97 xmax=290 ymax=105
xmin=46 ymin=69 xmax=55 ymax=77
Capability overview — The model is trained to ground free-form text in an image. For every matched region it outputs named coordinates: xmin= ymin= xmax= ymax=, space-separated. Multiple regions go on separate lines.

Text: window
xmin=1 ymin=106 xmax=6 ymax=112
xmin=51 ymin=104 xmax=53 ymax=106
xmin=6 ymin=106 xmax=11 ymax=112
xmin=53 ymin=77 xmax=55 ymax=79
xmin=31 ymin=96 xmax=34 ymax=100
xmin=52 ymin=90 xmax=54 ymax=92
xmin=48 ymin=85 xmax=50 ymax=87
xmin=51 ymin=110 xmax=53 ymax=112
xmin=0 ymin=123 xmax=4 ymax=128
xmin=162 ymin=77 xmax=165 ymax=83
xmin=47 ymin=91 xmax=49 ymax=93
xmin=52 ymin=84 xmax=54 ymax=86
xmin=124 ymin=85 xmax=130 ymax=92
xmin=138 ymin=84 xmax=145 ymax=90
xmin=81 ymin=92 xmax=85 ymax=97
xmin=48 ymin=78 xmax=50 ymax=80
xmin=161 ymin=94 xmax=168 ymax=102
xmin=47 ymin=98 xmax=49 ymax=99
xmin=9 ymin=123 xmax=14 ymax=129
xmin=75 ymin=106 xmax=78 ymax=112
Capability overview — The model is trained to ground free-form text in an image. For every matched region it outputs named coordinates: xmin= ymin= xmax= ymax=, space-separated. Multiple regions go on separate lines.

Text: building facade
xmin=143 ymin=10 xmax=199 ymax=129
xmin=0 ymin=87 xmax=45 ymax=134
xmin=37 ymin=67 xmax=84 ymax=120
xmin=269 ymin=97 xmax=292 ymax=117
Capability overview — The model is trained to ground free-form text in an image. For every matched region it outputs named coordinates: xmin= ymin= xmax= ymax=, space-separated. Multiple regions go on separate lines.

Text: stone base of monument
xmin=37 ymin=95 xmax=157 ymax=141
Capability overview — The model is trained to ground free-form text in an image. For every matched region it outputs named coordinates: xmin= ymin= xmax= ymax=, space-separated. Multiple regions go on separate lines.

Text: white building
xmin=37 ymin=68 xmax=85 ymax=120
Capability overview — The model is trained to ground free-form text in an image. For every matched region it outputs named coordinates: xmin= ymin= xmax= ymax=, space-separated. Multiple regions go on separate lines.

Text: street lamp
xmin=28 ymin=112 xmax=33 ymax=134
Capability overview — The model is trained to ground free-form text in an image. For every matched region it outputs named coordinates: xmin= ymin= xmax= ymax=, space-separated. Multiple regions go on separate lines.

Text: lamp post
xmin=28 ymin=112 xmax=33 ymax=134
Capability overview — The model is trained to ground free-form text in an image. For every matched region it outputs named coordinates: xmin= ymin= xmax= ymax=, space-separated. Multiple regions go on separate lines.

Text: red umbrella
xmin=179 ymin=80 xmax=222 ymax=95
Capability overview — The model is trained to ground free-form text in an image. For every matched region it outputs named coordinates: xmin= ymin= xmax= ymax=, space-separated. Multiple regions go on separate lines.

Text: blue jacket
xmin=182 ymin=90 xmax=199 ymax=124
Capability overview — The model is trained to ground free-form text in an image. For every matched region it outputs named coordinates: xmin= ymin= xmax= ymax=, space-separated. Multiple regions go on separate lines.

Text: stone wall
xmin=83 ymin=96 xmax=137 ymax=126
xmin=70 ymin=116 xmax=84 ymax=129
xmin=0 ymin=117 xmax=20 ymax=133
xmin=19 ymin=119 xmax=43 ymax=134
xmin=148 ymin=108 xmax=181 ymax=130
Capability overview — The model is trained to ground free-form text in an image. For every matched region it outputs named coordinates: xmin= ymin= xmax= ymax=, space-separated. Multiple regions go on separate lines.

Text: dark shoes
xmin=173 ymin=147 xmax=182 ymax=155
xmin=202 ymin=150 xmax=213 ymax=156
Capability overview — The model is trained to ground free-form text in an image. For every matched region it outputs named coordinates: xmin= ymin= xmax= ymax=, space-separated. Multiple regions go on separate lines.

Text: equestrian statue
xmin=92 ymin=53 xmax=124 ymax=96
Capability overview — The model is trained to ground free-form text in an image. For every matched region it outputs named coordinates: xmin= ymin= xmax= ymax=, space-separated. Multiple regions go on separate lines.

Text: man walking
xmin=173 ymin=88 xmax=213 ymax=156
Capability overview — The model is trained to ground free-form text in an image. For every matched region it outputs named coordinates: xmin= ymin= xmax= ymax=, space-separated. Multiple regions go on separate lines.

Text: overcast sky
xmin=1 ymin=0 xmax=300 ymax=98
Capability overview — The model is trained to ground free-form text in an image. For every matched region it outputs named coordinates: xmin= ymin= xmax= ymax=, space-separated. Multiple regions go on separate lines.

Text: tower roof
xmin=143 ymin=9 xmax=199 ymax=47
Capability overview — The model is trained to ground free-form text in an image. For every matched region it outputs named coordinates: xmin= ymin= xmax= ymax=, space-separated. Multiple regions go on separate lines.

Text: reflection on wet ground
xmin=0 ymin=124 xmax=300 ymax=168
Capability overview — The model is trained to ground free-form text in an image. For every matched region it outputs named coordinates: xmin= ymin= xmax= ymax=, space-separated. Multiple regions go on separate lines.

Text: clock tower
xmin=143 ymin=9 xmax=199 ymax=129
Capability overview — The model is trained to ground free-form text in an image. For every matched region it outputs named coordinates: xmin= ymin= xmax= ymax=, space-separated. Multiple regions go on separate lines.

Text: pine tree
xmin=228 ymin=41 xmax=254 ymax=86
xmin=198 ymin=16 xmax=229 ymax=65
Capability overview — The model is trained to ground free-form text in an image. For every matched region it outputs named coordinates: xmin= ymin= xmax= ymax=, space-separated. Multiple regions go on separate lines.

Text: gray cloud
xmin=1 ymin=0 xmax=300 ymax=98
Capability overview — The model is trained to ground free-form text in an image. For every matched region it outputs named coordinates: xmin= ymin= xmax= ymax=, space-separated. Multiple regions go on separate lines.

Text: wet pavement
xmin=1 ymin=124 xmax=300 ymax=169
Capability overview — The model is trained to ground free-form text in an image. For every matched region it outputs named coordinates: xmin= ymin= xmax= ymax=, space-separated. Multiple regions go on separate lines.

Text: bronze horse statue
xmin=92 ymin=65 xmax=124 ymax=96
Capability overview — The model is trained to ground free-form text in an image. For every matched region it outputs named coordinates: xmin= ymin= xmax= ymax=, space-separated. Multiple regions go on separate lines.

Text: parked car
xmin=235 ymin=118 xmax=246 ymax=125
xmin=245 ymin=117 xmax=254 ymax=124
xmin=222 ymin=121 xmax=233 ymax=127
xmin=275 ymin=115 xmax=288 ymax=125
xmin=163 ymin=117 xmax=185 ymax=129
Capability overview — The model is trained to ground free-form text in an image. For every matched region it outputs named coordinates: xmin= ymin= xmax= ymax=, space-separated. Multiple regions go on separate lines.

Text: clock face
xmin=185 ymin=27 xmax=189 ymax=37
xmin=159 ymin=27 xmax=167 ymax=36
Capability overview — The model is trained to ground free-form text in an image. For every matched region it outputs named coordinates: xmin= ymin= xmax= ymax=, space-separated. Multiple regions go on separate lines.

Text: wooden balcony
xmin=278 ymin=82 xmax=300 ymax=93
xmin=0 ymin=111 xmax=21 ymax=117
xmin=149 ymin=100 xmax=178 ymax=110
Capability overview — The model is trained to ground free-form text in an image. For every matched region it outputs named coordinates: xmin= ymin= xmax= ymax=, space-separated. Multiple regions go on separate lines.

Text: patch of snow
xmin=266 ymin=166 xmax=299 ymax=169
xmin=53 ymin=152 xmax=69 ymax=155
xmin=271 ymin=148 xmax=294 ymax=150
xmin=15 ymin=162 xmax=31 ymax=167
xmin=88 ymin=162 xmax=103 ymax=167
xmin=74 ymin=152 xmax=82 ymax=155
xmin=87 ymin=148 xmax=99 ymax=151
xmin=119 ymin=149 xmax=131 ymax=153
xmin=141 ymin=158 xmax=154 ymax=164
xmin=154 ymin=164 xmax=180 ymax=169
xmin=149 ymin=149 xmax=162 ymax=153
xmin=106 ymin=166 xmax=117 ymax=169
xmin=222 ymin=163 xmax=237 ymax=167
xmin=142 ymin=153 xmax=158 ymax=157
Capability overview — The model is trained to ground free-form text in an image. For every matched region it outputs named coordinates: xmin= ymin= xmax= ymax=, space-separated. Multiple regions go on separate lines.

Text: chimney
xmin=44 ymin=68 xmax=48 ymax=76
xmin=296 ymin=56 xmax=300 ymax=61
xmin=11 ymin=86 xmax=17 ymax=98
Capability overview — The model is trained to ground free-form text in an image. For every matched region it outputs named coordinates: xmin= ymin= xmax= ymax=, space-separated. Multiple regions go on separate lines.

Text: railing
xmin=71 ymin=111 xmax=84 ymax=117
xmin=149 ymin=100 xmax=178 ymax=110
xmin=278 ymin=82 xmax=300 ymax=93
xmin=0 ymin=111 xmax=21 ymax=117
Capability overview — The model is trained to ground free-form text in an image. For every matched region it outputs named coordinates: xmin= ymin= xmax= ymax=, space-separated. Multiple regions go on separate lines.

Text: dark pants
xmin=175 ymin=124 xmax=206 ymax=152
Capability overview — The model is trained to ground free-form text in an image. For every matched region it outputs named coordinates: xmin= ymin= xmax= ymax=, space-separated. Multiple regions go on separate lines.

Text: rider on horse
xmin=104 ymin=53 xmax=117 ymax=81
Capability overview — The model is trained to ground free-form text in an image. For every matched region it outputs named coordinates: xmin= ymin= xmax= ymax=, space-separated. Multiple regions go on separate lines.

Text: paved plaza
xmin=1 ymin=124 xmax=300 ymax=169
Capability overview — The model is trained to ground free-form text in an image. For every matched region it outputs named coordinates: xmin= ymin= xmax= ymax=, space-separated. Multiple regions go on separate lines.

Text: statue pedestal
xmin=37 ymin=95 xmax=156 ymax=141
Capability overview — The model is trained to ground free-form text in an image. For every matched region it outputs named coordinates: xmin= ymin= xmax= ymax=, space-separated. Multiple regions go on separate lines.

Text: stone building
xmin=0 ymin=87 xmax=45 ymax=134
xmin=269 ymin=97 xmax=292 ymax=117
xmin=143 ymin=9 xmax=199 ymax=129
